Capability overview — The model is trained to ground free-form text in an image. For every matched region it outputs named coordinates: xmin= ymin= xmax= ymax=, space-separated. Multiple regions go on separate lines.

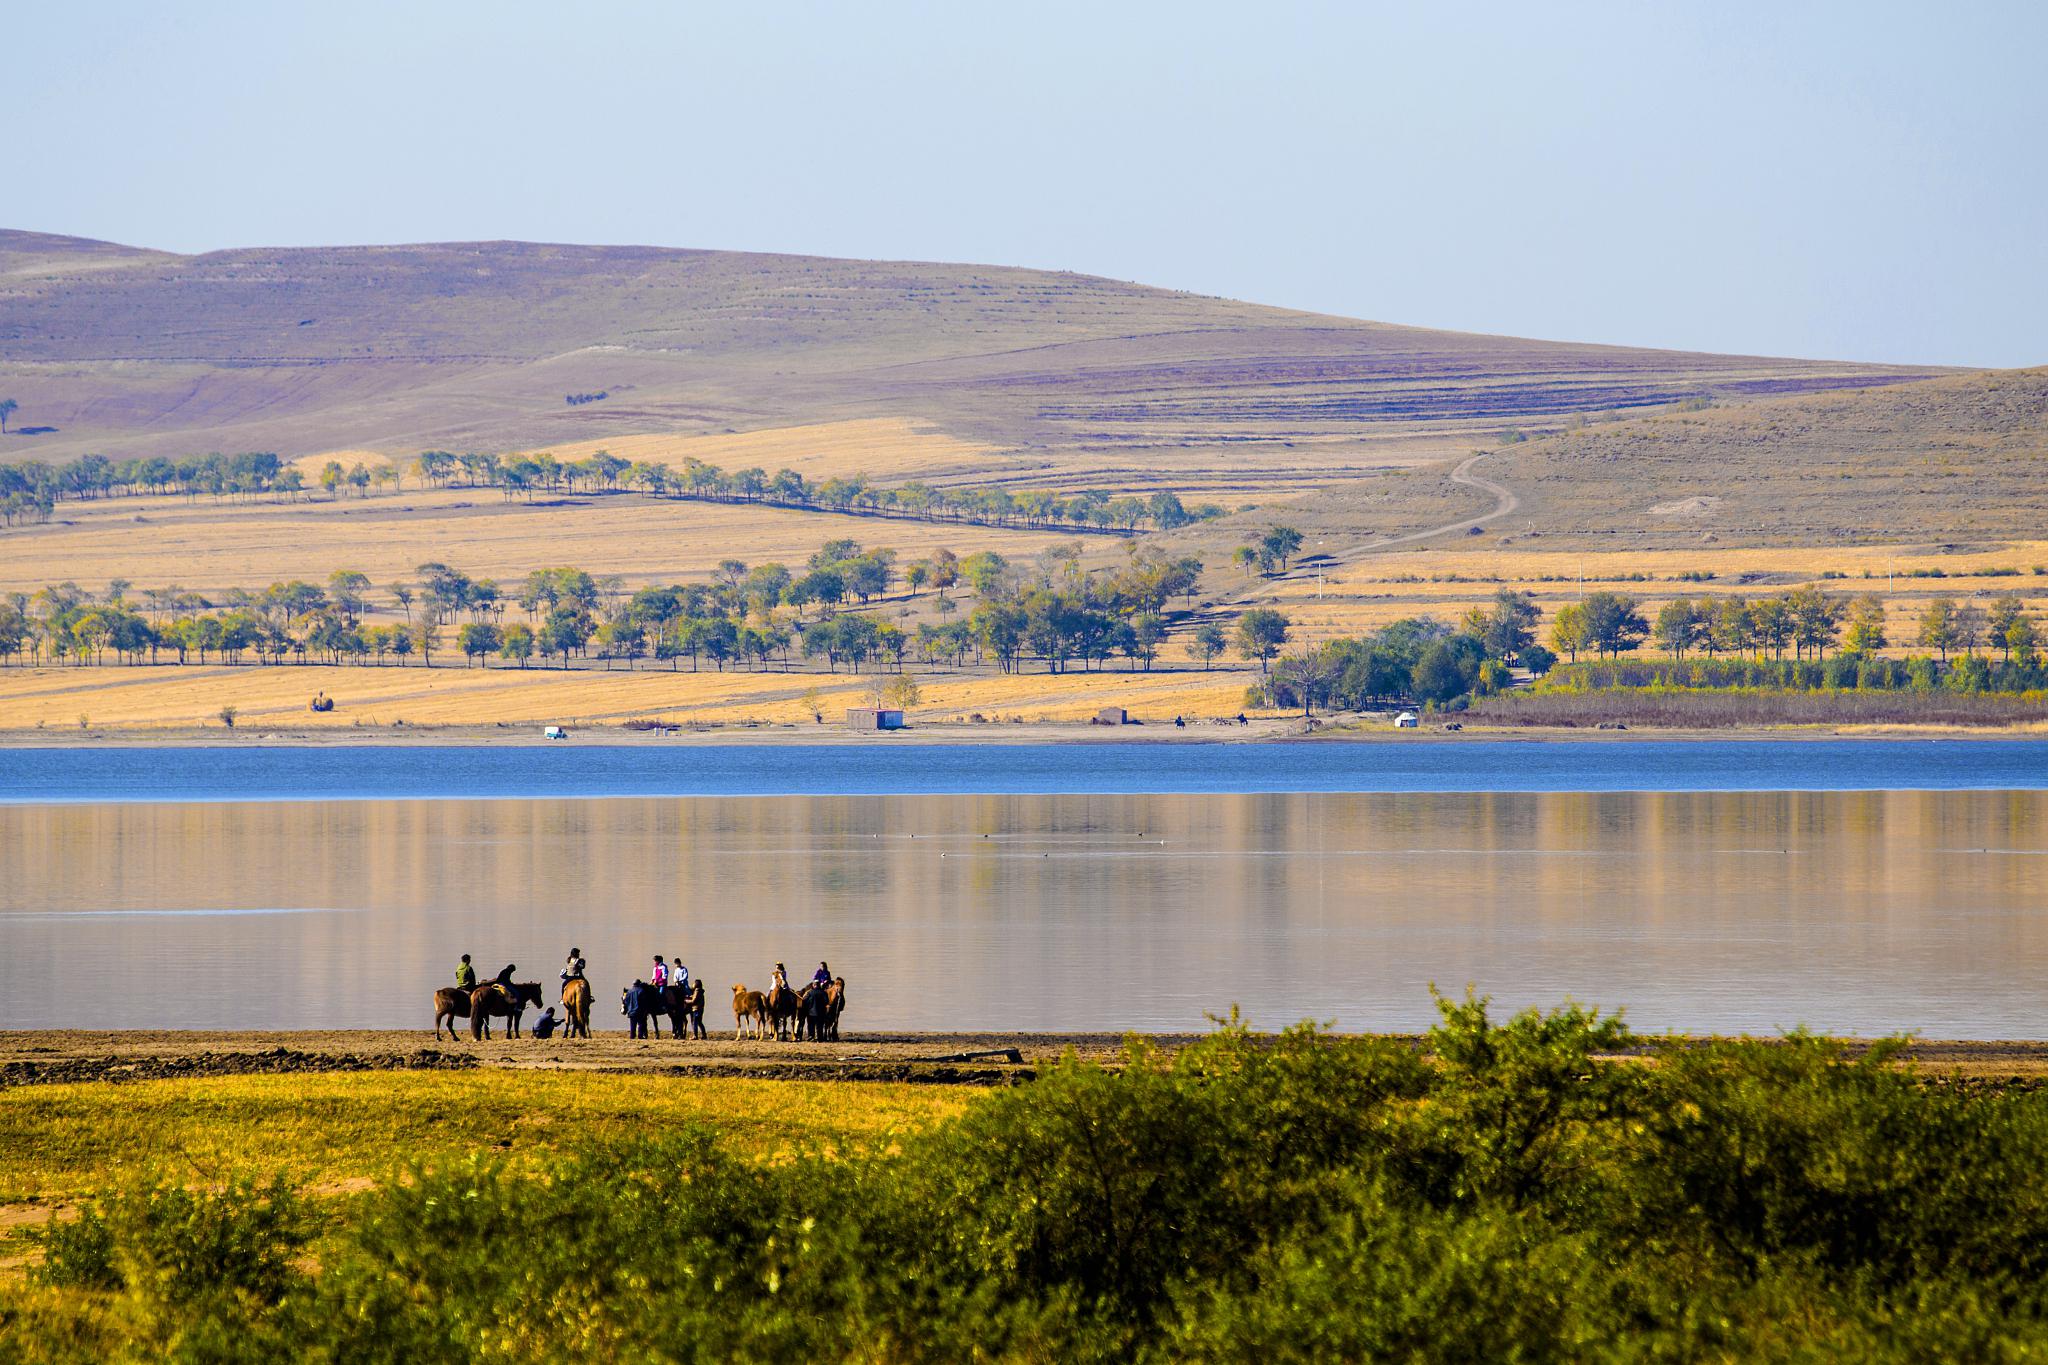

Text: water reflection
xmin=3 ymin=791 xmax=2045 ymax=1036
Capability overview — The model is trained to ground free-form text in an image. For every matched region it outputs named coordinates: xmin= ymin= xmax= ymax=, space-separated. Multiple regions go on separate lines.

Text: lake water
xmin=3 ymin=742 xmax=2046 ymax=1037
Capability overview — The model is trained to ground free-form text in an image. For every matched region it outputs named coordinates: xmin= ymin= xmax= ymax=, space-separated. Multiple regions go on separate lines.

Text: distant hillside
xmin=1342 ymin=366 xmax=2048 ymax=550
xmin=0 ymin=231 xmax=1934 ymax=482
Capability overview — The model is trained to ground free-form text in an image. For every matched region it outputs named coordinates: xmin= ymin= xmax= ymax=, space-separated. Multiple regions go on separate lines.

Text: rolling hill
xmin=0 ymin=230 xmax=1934 ymax=495
xmin=1332 ymin=365 xmax=2048 ymax=551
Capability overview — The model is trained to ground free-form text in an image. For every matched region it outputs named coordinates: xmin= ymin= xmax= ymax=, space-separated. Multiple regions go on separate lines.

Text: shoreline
xmin=4 ymin=720 xmax=2046 ymax=748
xmin=7 ymin=1030 xmax=2048 ymax=1087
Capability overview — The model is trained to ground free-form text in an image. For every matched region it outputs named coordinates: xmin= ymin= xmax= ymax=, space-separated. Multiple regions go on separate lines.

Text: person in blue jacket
xmin=623 ymin=979 xmax=653 ymax=1038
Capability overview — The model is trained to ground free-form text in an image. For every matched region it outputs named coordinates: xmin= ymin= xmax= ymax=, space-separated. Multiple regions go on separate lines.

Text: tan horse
xmin=471 ymin=981 xmax=545 ymax=1040
xmin=561 ymin=977 xmax=592 ymax=1039
xmin=732 ymin=984 xmax=769 ymax=1040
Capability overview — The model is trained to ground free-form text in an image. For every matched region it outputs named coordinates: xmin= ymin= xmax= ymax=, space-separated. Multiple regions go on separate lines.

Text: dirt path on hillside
xmin=1357 ymin=450 xmax=1521 ymax=553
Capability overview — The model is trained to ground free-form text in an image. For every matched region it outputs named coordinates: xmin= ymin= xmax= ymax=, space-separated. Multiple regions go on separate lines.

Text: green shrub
xmin=16 ymin=998 xmax=2048 ymax=1359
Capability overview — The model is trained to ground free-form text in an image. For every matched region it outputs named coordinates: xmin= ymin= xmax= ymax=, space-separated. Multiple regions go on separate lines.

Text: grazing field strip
xmin=0 ymin=1071 xmax=969 ymax=1211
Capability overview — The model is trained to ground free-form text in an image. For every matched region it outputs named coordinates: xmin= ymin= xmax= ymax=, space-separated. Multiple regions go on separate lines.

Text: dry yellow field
xmin=1250 ymin=541 xmax=2048 ymax=644
xmin=294 ymin=418 xmax=1004 ymax=487
xmin=0 ymin=662 xmax=1263 ymax=732
xmin=518 ymin=416 xmax=1003 ymax=484
xmin=0 ymin=484 xmax=1077 ymax=598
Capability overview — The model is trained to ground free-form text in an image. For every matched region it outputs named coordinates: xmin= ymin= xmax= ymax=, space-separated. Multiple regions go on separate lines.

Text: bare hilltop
xmin=0 ymin=228 xmax=1934 ymax=490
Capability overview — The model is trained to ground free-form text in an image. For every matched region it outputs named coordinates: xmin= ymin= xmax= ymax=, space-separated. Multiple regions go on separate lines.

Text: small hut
xmin=845 ymin=708 xmax=905 ymax=731
xmin=1094 ymin=706 xmax=1130 ymax=726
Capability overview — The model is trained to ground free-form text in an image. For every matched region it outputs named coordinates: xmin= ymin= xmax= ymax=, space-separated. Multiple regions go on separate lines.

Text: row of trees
xmin=1542 ymin=652 xmax=2048 ymax=697
xmin=0 ymin=446 xmax=1228 ymax=536
xmin=0 ymin=540 xmax=1227 ymax=678
xmin=1550 ymin=589 xmax=2040 ymax=665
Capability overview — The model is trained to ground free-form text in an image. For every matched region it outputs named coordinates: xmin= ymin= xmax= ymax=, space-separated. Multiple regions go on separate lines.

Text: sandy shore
xmin=5 ymin=1030 xmax=2047 ymax=1087
xmin=4 ymin=720 xmax=2043 ymax=748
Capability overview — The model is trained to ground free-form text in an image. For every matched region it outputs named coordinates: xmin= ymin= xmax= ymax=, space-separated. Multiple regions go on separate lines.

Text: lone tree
xmin=1193 ymin=622 xmax=1228 ymax=670
xmin=1235 ymin=608 xmax=1290 ymax=675
xmin=0 ymin=399 xmax=16 ymax=434
xmin=1261 ymin=526 xmax=1304 ymax=572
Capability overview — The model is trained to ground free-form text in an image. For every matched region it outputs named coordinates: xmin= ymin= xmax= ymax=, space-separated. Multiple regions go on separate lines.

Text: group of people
xmin=621 ymin=953 xmax=705 ymax=1038
xmin=770 ymin=960 xmax=836 ymax=996
xmin=453 ymin=948 xmax=591 ymax=1039
xmin=454 ymin=950 xmax=835 ymax=1039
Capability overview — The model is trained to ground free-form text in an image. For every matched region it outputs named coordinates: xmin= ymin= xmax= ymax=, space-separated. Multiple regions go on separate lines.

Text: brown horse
xmin=732 ymin=983 xmax=769 ymax=1040
xmin=821 ymin=977 xmax=846 ymax=1041
xmin=561 ymin=977 xmax=592 ymax=1039
xmin=433 ymin=986 xmax=473 ymax=1040
xmin=765 ymin=984 xmax=801 ymax=1041
xmin=800 ymin=978 xmax=847 ymax=1041
xmin=470 ymin=981 xmax=545 ymax=1040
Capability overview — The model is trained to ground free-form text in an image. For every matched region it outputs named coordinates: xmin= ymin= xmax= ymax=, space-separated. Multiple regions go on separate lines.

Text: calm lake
xmin=3 ymin=742 xmax=2046 ymax=1036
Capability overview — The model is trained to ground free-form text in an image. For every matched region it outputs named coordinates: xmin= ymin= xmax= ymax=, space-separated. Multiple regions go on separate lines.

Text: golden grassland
xmin=0 ymin=661 xmax=1262 ymax=731
xmin=0 ymin=1072 xmax=968 ymax=1260
xmin=516 ymin=417 xmax=1004 ymax=485
xmin=1252 ymin=541 xmax=2048 ymax=639
xmin=0 ymin=482 xmax=1080 ymax=599
xmin=289 ymin=417 xmax=1004 ymax=487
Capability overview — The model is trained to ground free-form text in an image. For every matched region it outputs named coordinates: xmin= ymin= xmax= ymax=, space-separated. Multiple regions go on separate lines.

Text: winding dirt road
xmin=1356 ymin=449 xmax=1520 ymax=554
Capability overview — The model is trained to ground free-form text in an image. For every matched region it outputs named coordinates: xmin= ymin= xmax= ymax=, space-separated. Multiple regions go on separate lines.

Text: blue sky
xmin=12 ymin=2 xmax=2044 ymax=366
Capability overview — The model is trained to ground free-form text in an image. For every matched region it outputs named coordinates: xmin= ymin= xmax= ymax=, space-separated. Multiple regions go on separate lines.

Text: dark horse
xmin=657 ymin=981 xmax=707 ymax=1040
xmin=470 ymin=981 xmax=545 ymax=1040
xmin=766 ymin=984 xmax=801 ymax=1041
xmin=624 ymin=984 xmax=667 ymax=1039
xmin=798 ymin=978 xmax=846 ymax=1041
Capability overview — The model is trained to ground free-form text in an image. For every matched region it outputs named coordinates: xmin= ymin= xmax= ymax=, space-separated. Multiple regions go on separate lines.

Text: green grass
xmin=0 ymin=1072 xmax=967 ymax=1207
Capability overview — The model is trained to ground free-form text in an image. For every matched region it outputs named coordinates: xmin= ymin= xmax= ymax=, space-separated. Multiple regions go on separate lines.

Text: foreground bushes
xmin=10 ymin=996 xmax=2048 ymax=1361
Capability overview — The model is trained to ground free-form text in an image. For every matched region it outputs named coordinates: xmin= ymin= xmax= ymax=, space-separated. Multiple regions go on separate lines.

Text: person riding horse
xmin=455 ymin=954 xmax=476 ymax=990
xmin=493 ymin=963 xmax=518 ymax=1003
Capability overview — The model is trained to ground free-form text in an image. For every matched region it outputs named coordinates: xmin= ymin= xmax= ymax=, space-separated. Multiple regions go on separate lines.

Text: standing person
xmin=624 ymin=980 xmax=652 ymax=1038
xmin=651 ymin=956 xmax=669 ymax=990
xmin=455 ymin=954 xmax=476 ymax=990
